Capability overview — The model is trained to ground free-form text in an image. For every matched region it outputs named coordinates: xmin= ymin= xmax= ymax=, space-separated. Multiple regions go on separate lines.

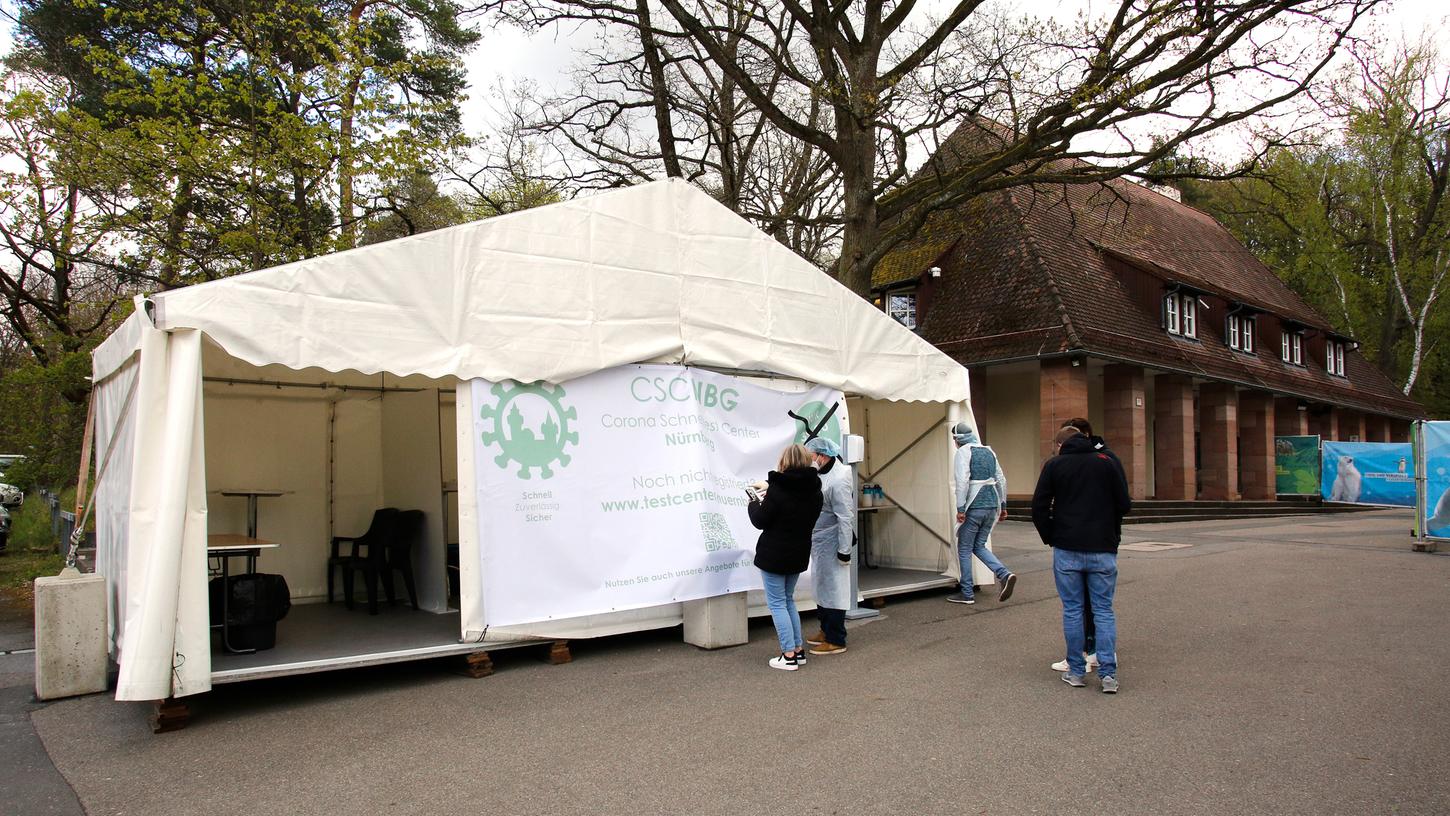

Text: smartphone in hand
xmin=745 ymin=486 xmax=762 ymax=502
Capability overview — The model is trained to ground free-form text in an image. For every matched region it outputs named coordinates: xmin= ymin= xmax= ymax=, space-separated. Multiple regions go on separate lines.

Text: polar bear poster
xmin=1329 ymin=455 xmax=1362 ymax=503
xmin=1429 ymin=486 xmax=1450 ymax=537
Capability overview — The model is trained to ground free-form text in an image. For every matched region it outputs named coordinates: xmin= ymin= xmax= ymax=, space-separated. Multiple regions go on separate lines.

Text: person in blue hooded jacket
xmin=802 ymin=436 xmax=855 ymax=655
xmin=947 ymin=422 xmax=1016 ymax=604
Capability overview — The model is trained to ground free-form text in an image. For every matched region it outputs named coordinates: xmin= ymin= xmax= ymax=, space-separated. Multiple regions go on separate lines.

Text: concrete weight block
xmin=682 ymin=591 xmax=747 ymax=649
xmin=34 ymin=570 xmax=108 ymax=700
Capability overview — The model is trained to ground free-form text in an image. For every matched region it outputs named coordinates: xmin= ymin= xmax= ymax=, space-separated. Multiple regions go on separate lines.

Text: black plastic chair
xmin=342 ymin=508 xmax=423 ymax=614
xmin=382 ymin=509 xmax=424 ymax=611
xmin=327 ymin=508 xmax=399 ymax=604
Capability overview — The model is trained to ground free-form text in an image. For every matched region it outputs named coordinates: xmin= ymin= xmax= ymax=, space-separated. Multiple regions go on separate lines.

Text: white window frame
xmin=1182 ymin=295 xmax=1197 ymax=338
xmin=1165 ymin=293 xmax=1181 ymax=335
xmin=1281 ymin=331 xmax=1291 ymax=362
xmin=1228 ymin=315 xmax=1241 ymax=350
xmin=887 ymin=290 xmax=917 ymax=330
xmin=1292 ymin=333 xmax=1303 ymax=365
xmin=1242 ymin=317 xmax=1254 ymax=353
xmin=1326 ymin=339 xmax=1346 ymax=377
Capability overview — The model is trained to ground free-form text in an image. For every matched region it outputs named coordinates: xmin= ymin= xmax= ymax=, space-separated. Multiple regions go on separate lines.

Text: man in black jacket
xmin=1032 ymin=426 xmax=1132 ymax=693
xmin=1046 ymin=418 xmax=1127 ymax=675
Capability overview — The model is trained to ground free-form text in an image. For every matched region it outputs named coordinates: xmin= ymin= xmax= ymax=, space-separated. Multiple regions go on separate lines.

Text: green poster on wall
xmin=1275 ymin=435 xmax=1320 ymax=495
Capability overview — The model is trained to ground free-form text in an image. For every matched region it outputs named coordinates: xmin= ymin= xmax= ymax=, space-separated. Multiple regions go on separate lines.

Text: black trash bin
xmin=208 ymin=573 xmax=292 ymax=651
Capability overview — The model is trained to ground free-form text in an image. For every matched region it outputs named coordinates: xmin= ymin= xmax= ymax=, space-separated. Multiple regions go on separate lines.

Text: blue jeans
xmin=1052 ymin=549 xmax=1118 ymax=678
xmin=957 ymin=506 xmax=1010 ymax=597
xmin=760 ymin=570 xmax=803 ymax=655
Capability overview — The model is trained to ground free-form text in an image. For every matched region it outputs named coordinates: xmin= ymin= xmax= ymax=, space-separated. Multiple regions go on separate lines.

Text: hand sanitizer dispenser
xmin=844 ymin=434 xmax=865 ymax=465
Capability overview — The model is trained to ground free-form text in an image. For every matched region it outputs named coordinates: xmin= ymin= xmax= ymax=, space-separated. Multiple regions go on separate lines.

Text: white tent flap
xmin=114 ymin=327 xmax=212 ymax=701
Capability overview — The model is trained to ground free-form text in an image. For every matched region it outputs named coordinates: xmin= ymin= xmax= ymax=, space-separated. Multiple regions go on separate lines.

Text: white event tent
xmin=89 ymin=178 xmax=979 ymax=702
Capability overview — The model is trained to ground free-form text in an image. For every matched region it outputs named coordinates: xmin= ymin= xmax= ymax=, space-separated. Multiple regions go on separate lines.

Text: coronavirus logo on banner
xmin=791 ymin=400 xmax=842 ymax=446
xmin=479 ymin=381 xmax=579 ymax=479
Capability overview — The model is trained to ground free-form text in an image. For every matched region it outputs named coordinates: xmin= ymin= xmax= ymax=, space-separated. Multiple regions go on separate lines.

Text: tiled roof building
xmin=874 ymin=122 xmax=1424 ymax=500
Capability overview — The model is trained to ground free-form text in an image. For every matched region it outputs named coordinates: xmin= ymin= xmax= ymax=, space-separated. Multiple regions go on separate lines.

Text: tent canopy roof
xmin=95 ymin=179 xmax=967 ymax=402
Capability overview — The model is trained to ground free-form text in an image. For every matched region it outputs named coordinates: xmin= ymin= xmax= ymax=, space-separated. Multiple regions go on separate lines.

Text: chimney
xmin=1148 ymin=184 xmax=1183 ymax=203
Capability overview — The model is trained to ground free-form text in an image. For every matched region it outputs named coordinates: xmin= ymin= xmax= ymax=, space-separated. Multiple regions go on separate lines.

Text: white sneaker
xmin=768 ymin=653 xmax=799 ymax=671
xmin=1050 ymin=653 xmax=1096 ymax=673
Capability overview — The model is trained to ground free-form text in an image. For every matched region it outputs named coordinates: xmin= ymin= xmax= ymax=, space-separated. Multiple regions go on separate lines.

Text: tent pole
xmin=327 ymin=400 xmax=337 ymax=546
xmin=203 ymin=376 xmax=423 ymax=393
xmin=73 ymin=389 xmax=97 ymax=519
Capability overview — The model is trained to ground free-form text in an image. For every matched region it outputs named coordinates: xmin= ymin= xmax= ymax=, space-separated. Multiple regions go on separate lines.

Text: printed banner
xmin=1422 ymin=422 xmax=1450 ymax=540
xmin=1274 ymin=435 xmax=1320 ymax=496
xmin=471 ymin=364 xmax=844 ymax=627
xmin=1320 ymin=441 xmax=1415 ymax=507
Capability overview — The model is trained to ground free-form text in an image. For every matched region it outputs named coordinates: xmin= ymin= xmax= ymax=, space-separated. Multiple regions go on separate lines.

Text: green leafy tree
xmin=0 ymin=73 xmax=131 ymax=366
xmin=0 ymin=0 xmax=478 ymax=487
xmin=10 ymin=0 xmax=478 ymax=274
xmin=331 ymin=0 xmax=480 ymax=248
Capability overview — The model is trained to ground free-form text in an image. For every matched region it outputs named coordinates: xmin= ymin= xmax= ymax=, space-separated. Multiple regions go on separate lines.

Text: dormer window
xmin=1326 ymin=339 xmax=1346 ymax=377
xmin=887 ymin=290 xmax=917 ymax=330
xmin=1281 ymin=330 xmax=1303 ymax=365
xmin=1227 ymin=314 xmax=1255 ymax=353
xmin=1165 ymin=292 xmax=1197 ymax=338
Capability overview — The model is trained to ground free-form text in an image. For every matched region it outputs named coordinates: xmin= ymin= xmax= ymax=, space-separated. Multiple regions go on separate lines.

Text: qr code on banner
xmin=699 ymin=512 xmax=736 ymax=552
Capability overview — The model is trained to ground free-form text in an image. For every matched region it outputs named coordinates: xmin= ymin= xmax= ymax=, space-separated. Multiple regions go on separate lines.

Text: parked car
xmin=0 ymin=481 xmax=21 ymax=509
xmin=0 ymin=504 xmax=10 ymax=552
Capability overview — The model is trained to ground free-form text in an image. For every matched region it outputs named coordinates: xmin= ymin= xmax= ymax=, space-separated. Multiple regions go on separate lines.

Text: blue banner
xmin=1423 ymin=422 xmax=1450 ymax=539
xmin=1321 ymin=441 xmax=1415 ymax=507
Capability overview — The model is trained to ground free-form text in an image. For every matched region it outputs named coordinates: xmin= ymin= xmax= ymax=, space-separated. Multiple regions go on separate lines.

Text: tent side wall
xmin=203 ymin=385 xmax=381 ymax=600
xmin=93 ymin=356 xmax=140 ymax=655
xmin=850 ymin=397 xmax=994 ymax=587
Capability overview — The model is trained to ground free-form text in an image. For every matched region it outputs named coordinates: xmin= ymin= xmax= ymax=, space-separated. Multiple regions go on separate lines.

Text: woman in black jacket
xmin=748 ymin=443 xmax=824 ymax=671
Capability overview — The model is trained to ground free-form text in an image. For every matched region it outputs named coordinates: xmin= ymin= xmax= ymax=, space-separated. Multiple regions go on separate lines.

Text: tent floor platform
xmin=858 ymin=566 xmax=953 ymax=599
xmin=209 ymin=602 xmax=512 ymax=684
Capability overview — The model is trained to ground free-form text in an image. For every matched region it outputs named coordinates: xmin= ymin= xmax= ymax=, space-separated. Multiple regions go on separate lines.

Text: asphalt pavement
xmin=7 ymin=510 xmax=1450 ymax=815
xmin=0 ymin=594 xmax=85 ymax=816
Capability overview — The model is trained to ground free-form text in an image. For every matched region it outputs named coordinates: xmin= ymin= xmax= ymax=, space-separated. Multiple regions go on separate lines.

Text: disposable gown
xmin=810 ymin=460 xmax=856 ymax=610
